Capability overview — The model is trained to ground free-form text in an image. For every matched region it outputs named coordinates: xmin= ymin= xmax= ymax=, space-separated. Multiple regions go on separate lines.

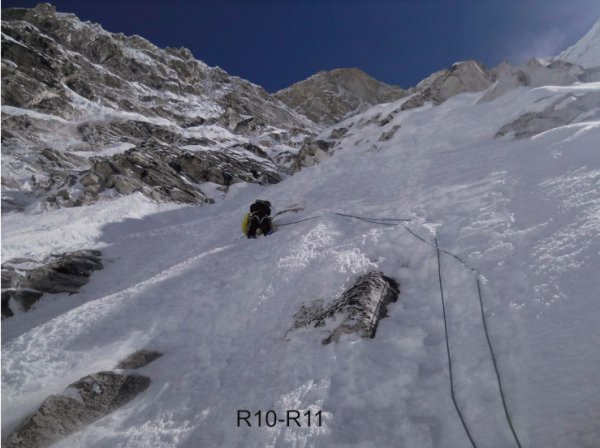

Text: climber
xmin=242 ymin=200 xmax=273 ymax=238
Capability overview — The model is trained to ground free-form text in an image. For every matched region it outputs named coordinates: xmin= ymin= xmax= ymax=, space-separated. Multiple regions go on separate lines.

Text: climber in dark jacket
xmin=246 ymin=200 xmax=273 ymax=238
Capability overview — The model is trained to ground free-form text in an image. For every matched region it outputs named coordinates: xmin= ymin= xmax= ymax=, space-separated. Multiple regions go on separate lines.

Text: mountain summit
xmin=275 ymin=67 xmax=406 ymax=125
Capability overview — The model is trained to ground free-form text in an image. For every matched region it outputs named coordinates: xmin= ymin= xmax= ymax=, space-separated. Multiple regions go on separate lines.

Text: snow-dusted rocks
xmin=275 ymin=68 xmax=406 ymax=125
xmin=4 ymin=349 xmax=163 ymax=448
xmin=1 ymin=3 xmax=317 ymax=211
xmin=402 ymin=60 xmax=491 ymax=110
xmin=479 ymin=59 xmax=585 ymax=103
xmin=293 ymin=138 xmax=334 ymax=170
xmin=290 ymin=272 xmax=399 ymax=344
xmin=1 ymin=250 xmax=103 ymax=318
xmin=4 ymin=372 xmax=151 ymax=448
xmin=80 ymin=141 xmax=281 ymax=206
xmin=496 ymin=90 xmax=600 ymax=138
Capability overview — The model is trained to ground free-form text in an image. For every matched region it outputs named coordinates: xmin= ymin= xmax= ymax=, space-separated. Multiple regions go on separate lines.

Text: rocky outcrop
xmin=3 ymin=349 xmax=163 ymax=448
xmin=290 ymin=272 xmax=399 ymax=344
xmin=495 ymin=91 xmax=600 ymax=138
xmin=76 ymin=141 xmax=281 ymax=207
xmin=2 ymin=250 xmax=103 ymax=318
xmin=402 ymin=61 xmax=491 ymax=110
xmin=1 ymin=3 xmax=317 ymax=212
xmin=4 ymin=372 xmax=150 ymax=448
xmin=275 ymin=68 xmax=406 ymax=125
xmin=293 ymin=138 xmax=334 ymax=170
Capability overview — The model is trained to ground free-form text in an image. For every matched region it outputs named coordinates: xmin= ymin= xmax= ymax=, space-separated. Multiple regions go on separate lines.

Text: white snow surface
xmin=2 ymin=83 xmax=600 ymax=448
xmin=557 ymin=18 xmax=600 ymax=68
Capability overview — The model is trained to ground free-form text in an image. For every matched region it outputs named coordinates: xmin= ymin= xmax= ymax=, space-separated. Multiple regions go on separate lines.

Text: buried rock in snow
xmin=115 ymin=350 xmax=163 ymax=370
xmin=1 ymin=250 xmax=103 ymax=318
xmin=4 ymin=372 xmax=151 ymax=448
xmin=290 ymin=271 xmax=399 ymax=344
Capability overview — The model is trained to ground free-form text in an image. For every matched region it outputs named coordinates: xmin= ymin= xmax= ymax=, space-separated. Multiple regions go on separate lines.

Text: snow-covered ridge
xmin=557 ymin=18 xmax=600 ymax=68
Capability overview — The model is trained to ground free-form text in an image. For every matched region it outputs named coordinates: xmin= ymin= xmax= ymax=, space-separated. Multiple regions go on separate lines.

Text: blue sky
xmin=3 ymin=0 xmax=600 ymax=91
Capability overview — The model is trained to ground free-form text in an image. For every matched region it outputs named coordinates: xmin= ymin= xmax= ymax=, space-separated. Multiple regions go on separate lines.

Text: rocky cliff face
xmin=274 ymin=67 xmax=406 ymax=125
xmin=1 ymin=4 xmax=318 ymax=212
xmin=400 ymin=60 xmax=492 ymax=110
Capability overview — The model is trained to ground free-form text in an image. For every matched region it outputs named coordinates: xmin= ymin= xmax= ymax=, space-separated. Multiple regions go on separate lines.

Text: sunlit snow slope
xmin=2 ymin=81 xmax=600 ymax=447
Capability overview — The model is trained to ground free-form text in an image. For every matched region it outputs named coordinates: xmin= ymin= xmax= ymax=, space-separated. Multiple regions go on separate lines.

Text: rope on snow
xmin=434 ymin=236 xmax=479 ymax=448
xmin=328 ymin=212 xmax=523 ymax=448
xmin=248 ymin=208 xmax=523 ymax=447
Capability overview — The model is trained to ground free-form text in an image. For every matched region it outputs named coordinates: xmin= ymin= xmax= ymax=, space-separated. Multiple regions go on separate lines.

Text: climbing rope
xmin=333 ymin=211 xmax=412 ymax=224
xmin=435 ymin=237 xmax=478 ymax=448
xmin=274 ymin=215 xmax=322 ymax=226
xmin=410 ymin=229 xmax=522 ymax=448
xmin=276 ymin=210 xmax=522 ymax=448
xmin=475 ymin=276 xmax=523 ymax=448
xmin=404 ymin=225 xmax=476 ymax=271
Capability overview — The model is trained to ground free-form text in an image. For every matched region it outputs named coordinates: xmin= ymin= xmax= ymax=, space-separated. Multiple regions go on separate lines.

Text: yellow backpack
xmin=241 ymin=213 xmax=250 ymax=235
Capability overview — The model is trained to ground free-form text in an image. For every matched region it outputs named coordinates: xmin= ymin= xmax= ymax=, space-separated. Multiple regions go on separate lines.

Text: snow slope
xmin=558 ymin=19 xmax=600 ymax=68
xmin=3 ymin=74 xmax=600 ymax=448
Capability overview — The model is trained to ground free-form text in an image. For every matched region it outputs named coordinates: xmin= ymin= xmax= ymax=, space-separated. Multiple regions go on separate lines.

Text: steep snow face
xmin=557 ymin=19 xmax=600 ymax=68
xmin=2 ymin=75 xmax=599 ymax=448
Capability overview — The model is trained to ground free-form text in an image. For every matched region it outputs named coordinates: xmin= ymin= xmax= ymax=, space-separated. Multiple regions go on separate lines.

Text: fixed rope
xmin=256 ymin=209 xmax=522 ymax=446
xmin=274 ymin=215 xmax=322 ymax=226
xmin=475 ymin=276 xmax=523 ymax=448
xmin=251 ymin=208 xmax=522 ymax=448
xmin=333 ymin=212 xmax=411 ymax=226
xmin=435 ymin=237 xmax=478 ymax=448
xmin=412 ymin=230 xmax=522 ymax=448
xmin=286 ymin=210 xmax=523 ymax=448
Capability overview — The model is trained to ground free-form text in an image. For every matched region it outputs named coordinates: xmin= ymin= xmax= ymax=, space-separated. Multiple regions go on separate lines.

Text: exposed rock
xmin=1 ymin=250 xmax=103 ymax=317
xmin=3 ymin=137 xmax=282 ymax=210
xmin=379 ymin=124 xmax=401 ymax=142
xmin=1 ymin=3 xmax=317 ymax=212
xmin=293 ymin=138 xmax=334 ymax=170
xmin=495 ymin=91 xmax=600 ymax=138
xmin=290 ymin=272 xmax=399 ymax=344
xmin=275 ymin=67 xmax=407 ymax=125
xmin=4 ymin=371 xmax=150 ymax=448
xmin=399 ymin=94 xmax=425 ymax=111
xmin=402 ymin=61 xmax=491 ymax=110
xmin=115 ymin=350 xmax=163 ymax=370
xmin=329 ymin=127 xmax=349 ymax=139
